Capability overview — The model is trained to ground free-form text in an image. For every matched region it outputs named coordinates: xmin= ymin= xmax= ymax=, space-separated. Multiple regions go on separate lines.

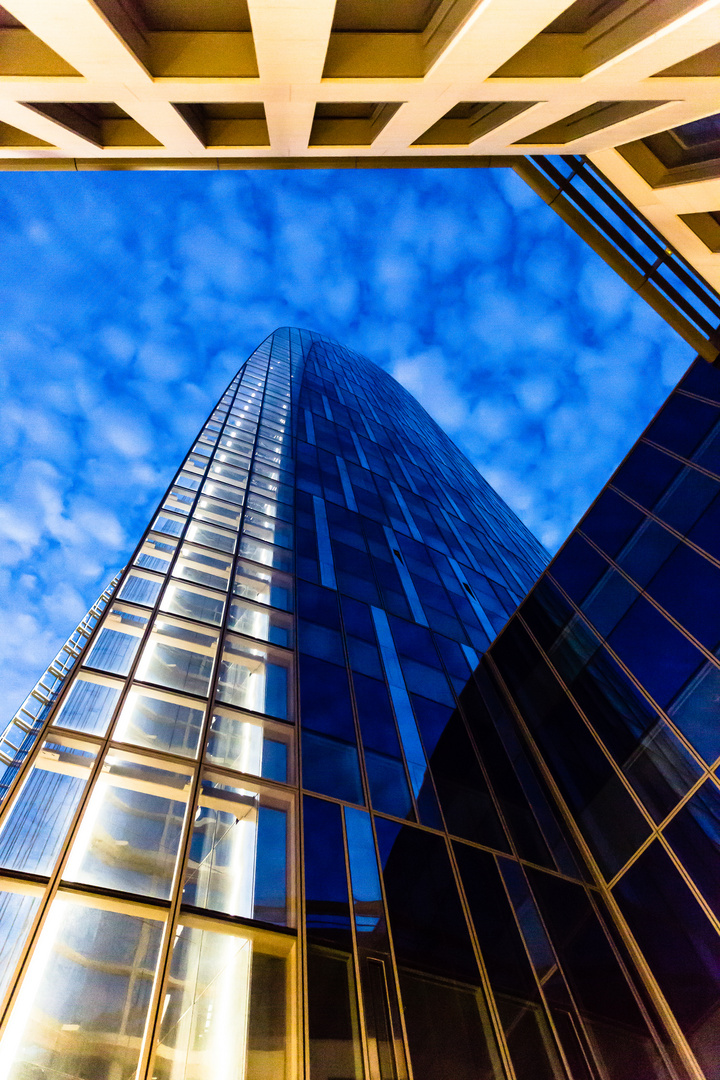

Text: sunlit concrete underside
xmin=2 ymin=0 xmax=720 ymax=292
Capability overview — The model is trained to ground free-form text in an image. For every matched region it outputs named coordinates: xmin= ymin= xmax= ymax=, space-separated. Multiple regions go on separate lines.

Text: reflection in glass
xmin=0 ymin=887 xmax=40 ymax=1000
xmin=117 ymin=570 xmax=162 ymax=608
xmin=202 ymin=479 xmax=245 ymax=508
xmin=114 ymin=686 xmax=205 ymax=758
xmin=53 ymin=673 xmax=121 ymax=736
xmin=234 ymin=559 xmax=292 ymax=611
xmin=239 ymin=536 xmax=293 ymax=572
xmin=173 ymin=543 xmax=232 ymax=592
xmin=161 ymin=581 xmax=225 ymax=626
xmin=0 ymin=897 xmax=163 ymax=1080
xmin=63 ymin=752 xmax=190 ymax=899
xmin=154 ymin=921 xmax=292 ymax=1079
xmin=217 ymin=636 xmax=292 ymax=720
xmin=134 ymin=533 xmax=177 ymax=574
xmin=228 ymin=598 xmax=293 ymax=647
xmin=84 ymin=605 xmax=148 ymax=677
xmin=308 ymin=945 xmax=363 ymax=1080
xmin=0 ymin=740 xmax=96 ymax=876
xmin=183 ymin=777 xmax=290 ymax=925
xmin=243 ymin=509 xmax=293 ymax=550
xmin=399 ymin=970 xmax=500 ymax=1080
xmin=185 ymin=520 xmax=235 ymax=554
xmin=194 ymin=494 xmax=243 ymax=531
xmin=136 ymin=617 xmax=218 ymax=697
xmin=205 ymin=707 xmax=292 ymax=783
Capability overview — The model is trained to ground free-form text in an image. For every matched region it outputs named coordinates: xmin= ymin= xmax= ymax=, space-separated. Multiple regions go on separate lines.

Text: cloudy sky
xmin=0 ymin=165 xmax=691 ymax=712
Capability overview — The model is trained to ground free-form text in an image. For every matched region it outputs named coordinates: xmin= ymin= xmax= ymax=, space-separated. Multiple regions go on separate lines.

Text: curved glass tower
xmin=0 ymin=328 xmax=717 ymax=1080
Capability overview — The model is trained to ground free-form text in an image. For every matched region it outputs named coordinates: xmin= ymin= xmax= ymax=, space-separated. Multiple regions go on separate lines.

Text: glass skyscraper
xmin=0 ymin=327 xmax=717 ymax=1080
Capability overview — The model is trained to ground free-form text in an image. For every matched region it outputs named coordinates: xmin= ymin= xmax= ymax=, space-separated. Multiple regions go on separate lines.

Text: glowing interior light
xmin=0 ymin=900 xmax=65 ymax=1080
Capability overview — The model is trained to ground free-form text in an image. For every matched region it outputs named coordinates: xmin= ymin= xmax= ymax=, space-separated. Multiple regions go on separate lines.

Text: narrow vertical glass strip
xmin=390 ymin=481 xmax=422 ymax=542
xmin=313 ymin=495 xmax=337 ymax=590
xmin=351 ymin=430 xmax=369 ymax=469
xmin=449 ymin=557 xmax=496 ymax=640
xmin=383 ymin=527 xmax=428 ymax=627
xmin=337 ymin=456 xmax=358 ymax=513
xmin=371 ymin=607 xmax=428 ymax=797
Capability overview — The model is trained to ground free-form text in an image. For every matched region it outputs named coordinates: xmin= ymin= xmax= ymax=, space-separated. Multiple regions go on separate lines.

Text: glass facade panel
xmin=52 ymin=672 xmax=121 ymax=736
xmin=114 ymin=685 xmax=205 ymax=757
xmin=135 ymin=616 xmax=218 ymax=697
xmin=0 ymin=738 xmax=96 ymax=876
xmin=63 ymin=751 xmax=191 ymax=899
xmin=153 ymin=920 xmax=293 ymax=1080
xmin=182 ymin=775 xmax=292 ymax=925
xmin=3 ymin=331 xmax=719 ymax=1079
xmin=205 ymin=706 xmax=293 ymax=782
xmin=217 ymin=635 xmax=292 ymax=720
xmin=83 ymin=604 xmax=148 ymax=676
xmin=0 ymin=896 xmax=164 ymax=1080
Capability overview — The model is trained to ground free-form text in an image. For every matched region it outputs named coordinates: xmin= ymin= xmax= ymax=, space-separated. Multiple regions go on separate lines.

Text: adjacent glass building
xmin=0 ymin=327 xmax=717 ymax=1080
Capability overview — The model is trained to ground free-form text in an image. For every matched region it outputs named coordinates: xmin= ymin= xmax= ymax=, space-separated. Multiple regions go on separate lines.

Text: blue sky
xmin=0 ymin=166 xmax=692 ymax=711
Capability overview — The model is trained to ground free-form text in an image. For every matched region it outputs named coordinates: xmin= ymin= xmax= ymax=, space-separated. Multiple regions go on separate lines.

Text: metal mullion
xmin=492 ymin=851 xmax=582 ymax=1080
xmin=364 ymin=809 xmax=413 ymax=1080
xmin=604 ymin=482 xmax=720 ymax=574
xmin=0 ymin=364 xmax=251 ymax=1048
xmin=484 ymin=655 xmax=706 ymax=1080
xmin=517 ymin=613 xmax=657 ymax=835
xmin=581 ymin=887 xmax=685 ymax=1080
xmin=288 ymin=332 xmax=313 ymax=1080
xmin=581 ymin=159 xmax=720 ymax=318
xmin=546 ymin=567 xmax=718 ymax=778
xmin=137 ymin=354 xmax=278 ymax=1080
xmin=640 ymin=434 xmax=720 ymax=483
xmin=443 ymin=833 xmax=518 ymax=1080
xmin=340 ymin=806 xmax=374 ymax=1080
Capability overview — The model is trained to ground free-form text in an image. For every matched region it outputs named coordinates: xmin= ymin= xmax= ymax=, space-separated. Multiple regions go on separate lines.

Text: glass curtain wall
xmin=485 ymin=355 xmax=720 ymax=1080
xmin=0 ymin=328 xmax=713 ymax=1080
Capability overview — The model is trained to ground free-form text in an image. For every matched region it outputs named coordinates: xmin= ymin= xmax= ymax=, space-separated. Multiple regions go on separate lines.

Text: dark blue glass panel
xmin=387 ymin=617 xmax=438 ymax=664
xmin=580 ymin=490 xmax=645 ymax=558
xmin=694 ymin=427 xmax=720 ymax=476
xmin=424 ymin=707 xmax=511 ymax=852
xmin=297 ymin=580 xmax=340 ymax=629
xmin=345 ymin=635 xmax=383 ymax=678
xmin=254 ymin=806 xmax=287 ymax=924
xmin=353 ymin=673 xmax=401 ymax=757
xmin=261 ymin=738 xmax=287 ymax=783
xmin=340 ymin=595 xmax=375 ymax=641
xmin=607 ymin=597 xmax=703 ymax=708
xmin=688 ymin=491 xmax=720 ymax=561
xmin=454 ymin=844 xmax=537 ymax=999
xmin=410 ymin=695 xmax=452 ymax=758
xmin=612 ymin=443 xmax=684 ymax=510
xmin=399 ymin=658 xmax=454 ymax=706
xmin=527 ymin=868 xmax=671 ymax=1079
xmin=678 ymin=358 xmax=720 ymax=402
xmin=303 ymin=795 xmax=351 ymax=946
xmin=550 ymin=534 xmax=608 ymax=603
xmin=646 ymin=543 xmax=720 ymax=650
xmin=374 ymin=818 xmax=479 ymax=984
xmin=580 ymin=568 xmax=640 ymax=639
xmin=300 ymin=655 xmax=355 ymax=741
xmin=667 ymin=659 xmax=720 ymax=763
xmin=645 ymin=395 xmax=718 ymax=458
xmin=570 ymin=650 xmax=701 ymax=822
xmin=655 ymin=468 xmax=719 ymax=533
xmin=364 ymin=751 xmax=413 ymax=819
xmin=302 ymin=731 xmax=364 ymax=804
xmin=616 ymin=519 xmax=679 ymax=588
xmin=613 ymin=841 xmax=720 ymax=1077
xmin=298 ymin=620 xmax=345 ymax=664
xmin=664 ymin=779 xmax=720 ymax=919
